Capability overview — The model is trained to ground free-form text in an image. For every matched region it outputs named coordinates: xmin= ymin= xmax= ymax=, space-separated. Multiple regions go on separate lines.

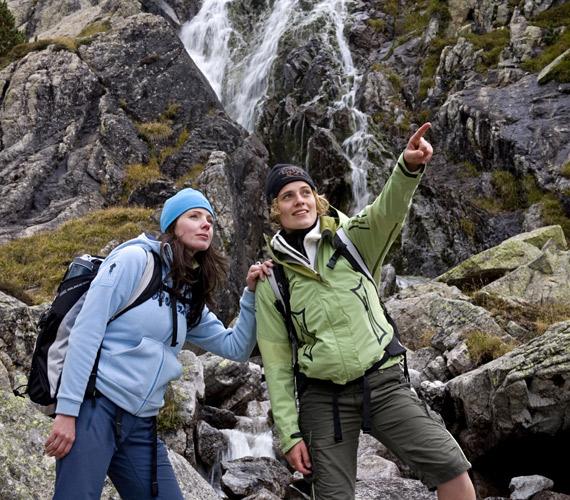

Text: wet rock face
xmin=436 ymin=75 xmax=570 ymax=193
xmin=0 ymin=11 xmax=269 ymax=319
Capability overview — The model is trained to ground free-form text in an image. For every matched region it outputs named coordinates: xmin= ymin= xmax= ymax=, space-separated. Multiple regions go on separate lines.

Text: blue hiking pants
xmin=53 ymin=394 xmax=183 ymax=499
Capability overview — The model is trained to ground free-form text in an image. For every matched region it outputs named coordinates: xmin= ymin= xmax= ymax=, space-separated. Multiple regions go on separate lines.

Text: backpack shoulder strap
xmin=333 ymin=227 xmax=375 ymax=284
xmin=267 ymin=264 xmax=302 ymax=385
xmin=85 ymin=251 xmax=163 ymax=401
xmin=110 ymin=250 xmax=162 ymax=322
xmin=331 ymin=228 xmax=407 ymax=359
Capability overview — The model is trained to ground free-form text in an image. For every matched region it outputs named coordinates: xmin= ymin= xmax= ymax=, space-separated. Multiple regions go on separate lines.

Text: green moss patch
xmin=521 ymin=4 xmax=570 ymax=83
xmin=0 ymin=207 xmax=156 ymax=304
xmin=157 ymin=385 xmax=184 ymax=433
xmin=561 ymin=162 xmax=570 ymax=179
xmin=466 ymin=28 xmax=511 ymax=72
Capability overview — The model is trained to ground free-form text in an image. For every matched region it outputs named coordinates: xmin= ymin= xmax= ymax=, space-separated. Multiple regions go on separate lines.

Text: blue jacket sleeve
xmin=55 ymin=246 xmax=148 ymax=416
xmin=185 ymin=288 xmax=257 ymax=362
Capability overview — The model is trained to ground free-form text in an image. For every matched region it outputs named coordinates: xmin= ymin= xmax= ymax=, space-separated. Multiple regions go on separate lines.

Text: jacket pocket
xmin=100 ymin=337 xmax=168 ymax=402
xmin=143 ymin=346 xmax=182 ymax=412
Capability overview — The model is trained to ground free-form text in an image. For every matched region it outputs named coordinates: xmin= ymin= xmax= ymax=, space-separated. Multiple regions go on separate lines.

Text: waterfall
xmin=180 ymin=0 xmax=373 ymax=211
xmin=326 ymin=0 xmax=373 ymax=212
xmin=225 ymin=0 xmax=298 ymax=130
xmin=179 ymin=0 xmax=234 ymax=98
xmin=221 ymin=416 xmax=275 ymax=460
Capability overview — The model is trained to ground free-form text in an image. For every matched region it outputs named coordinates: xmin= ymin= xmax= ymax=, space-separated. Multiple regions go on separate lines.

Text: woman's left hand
xmin=246 ymin=260 xmax=274 ymax=292
xmin=403 ymin=122 xmax=433 ymax=169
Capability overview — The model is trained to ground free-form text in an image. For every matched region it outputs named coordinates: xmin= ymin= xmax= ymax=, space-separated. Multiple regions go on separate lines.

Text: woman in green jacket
xmin=256 ymin=123 xmax=475 ymax=499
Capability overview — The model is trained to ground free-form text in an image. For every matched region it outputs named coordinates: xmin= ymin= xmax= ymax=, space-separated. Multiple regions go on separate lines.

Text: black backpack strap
xmin=267 ymin=264 xmax=306 ymax=398
xmin=328 ymin=229 xmax=407 ymax=357
xmin=151 ymin=416 xmax=159 ymax=497
xmin=86 ymin=251 xmax=163 ymax=402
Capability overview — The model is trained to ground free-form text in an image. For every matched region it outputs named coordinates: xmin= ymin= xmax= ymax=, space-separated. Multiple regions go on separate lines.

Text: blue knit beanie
xmin=160 ymin=188 xmax=215 ymax=232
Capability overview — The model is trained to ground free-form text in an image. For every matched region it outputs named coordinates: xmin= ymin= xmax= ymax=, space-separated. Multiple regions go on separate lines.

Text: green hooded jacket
xmin=256 ymin=154 xmax=424 ymax=453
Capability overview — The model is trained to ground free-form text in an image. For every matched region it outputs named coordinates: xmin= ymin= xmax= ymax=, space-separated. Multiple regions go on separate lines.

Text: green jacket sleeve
xmin=255 ymin=279 xmax=302 ymax=453
xmin=342 ymin=153 xmax=424 ymax=283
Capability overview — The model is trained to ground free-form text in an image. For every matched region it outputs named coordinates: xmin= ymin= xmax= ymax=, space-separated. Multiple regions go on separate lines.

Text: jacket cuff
xmin=397 ymin=153 xmax=425 ymax=177
xmin=56 ymin=397 xmax=82 ymax=417
xmin=282 ymin=434 xmax=303 ymax=454
xmin=240 ymin=287 xmax=256 ymax=307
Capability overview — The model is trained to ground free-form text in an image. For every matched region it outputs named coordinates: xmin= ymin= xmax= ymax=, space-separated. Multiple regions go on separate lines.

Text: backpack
xmin=17 ymin=249 xmax=163 ymax=415
xmin=267 ymin=227 xmax=408 ymax=399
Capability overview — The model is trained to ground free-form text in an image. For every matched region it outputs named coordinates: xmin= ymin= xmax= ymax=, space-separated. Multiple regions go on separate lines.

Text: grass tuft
xmin=561 ymin=162 xmax=570 ymax=179
xmin=466 ymin=331 xmax=516 ymax=365
xmin=466 ymin=28 xmax=510 ymax=72
xmin=78 ymin=20 xmax=111 ymax=39
xmin=0 ymin=207 xmax=156 ymax=304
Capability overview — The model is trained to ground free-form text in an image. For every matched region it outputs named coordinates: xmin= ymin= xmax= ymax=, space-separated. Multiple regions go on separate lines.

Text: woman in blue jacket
xmin=44 ymin=188 xmax=271 ymax=499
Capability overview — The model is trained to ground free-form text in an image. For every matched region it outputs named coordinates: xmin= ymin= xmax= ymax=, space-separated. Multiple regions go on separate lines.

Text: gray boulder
xmin=510 ymin=474 xmax=554 ymax=500
xmin=447 ymin=321 xmax=570 ymax=459
xmin=221 ymin=456 xmax=292 ymax=498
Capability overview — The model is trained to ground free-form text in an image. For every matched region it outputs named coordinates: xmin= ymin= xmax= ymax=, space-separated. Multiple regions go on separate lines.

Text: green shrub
xmin=561 ymin=162 xmax=570 ymax=179
xmin=0 ymin=1 xmax=25 ymax=57
xmin=540 ymin=194 xmax=570 ymax=241
xmin=0 ymin=207 xmax=155 ymax=304
xmin=466 ymin=331 xmax=515 ymax=365
xmin=531 ymin=2 xmax=570 ymax=29
xmin=522 ymin=174 xmax=543 ymax=204
xmin=520 ymin=4 xmax=570 ymax=82
xmin=461 ymin=161 xmax=480 ymax=178
xmin=0 ymin=37 xmax=78 ymax=69
xmin=491 ymin=170 xmax=523 ymax=210
xmin=460 ymin=217 xmax=476 ymax=240
xmin=160 ymin=102 xmax=182 ymax=121
xmin=472 ymin=196 xmax=503 ymax=214
xmin=472 ymin=292 xmax=570 ymax=339
xmin=466 ymin=28 xmax=511 ymax=72
xmin=175 ymin=163 xmax=205 ymax=188
xmin=367 ymin=18 xmax=386 ymax=33
xmin=135 ymin=121 xmax=173 ymax=142
xmin=418 ymin=36 xmax=456 ymax=99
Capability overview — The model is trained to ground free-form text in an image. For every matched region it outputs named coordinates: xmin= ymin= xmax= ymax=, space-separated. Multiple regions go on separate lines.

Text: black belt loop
xmin=114 ymin=407 xmax=124 ymax=446
xmin=151 ymin=416 xmax=159 ymax=497
xmin=332 ymin=388 xmax=343 ymax=443
xmin=361 ymin=375 xmax=372 ymax=434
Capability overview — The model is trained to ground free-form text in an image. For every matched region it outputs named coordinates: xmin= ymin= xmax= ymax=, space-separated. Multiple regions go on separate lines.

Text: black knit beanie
xmin=265 ymin=164 xmax=316 ymax=203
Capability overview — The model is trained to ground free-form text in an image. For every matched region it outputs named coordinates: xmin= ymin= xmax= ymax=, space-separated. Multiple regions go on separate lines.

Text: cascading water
xmin=179 ymin=0 xmax=234 ymax=98
xmin=180 ymin=0 xmax=373 ymax=211
xmin=224 ymin=0 xmax=298 ymax=130
xmin=317 ymin=0 xmax=373 ymax=212
xmin=221 ymin=415 xmax=274 ymax=460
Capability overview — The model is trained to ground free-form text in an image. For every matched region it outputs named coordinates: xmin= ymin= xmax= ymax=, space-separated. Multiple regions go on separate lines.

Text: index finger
xmin=409 ymin=122 xmax=431 ymax=146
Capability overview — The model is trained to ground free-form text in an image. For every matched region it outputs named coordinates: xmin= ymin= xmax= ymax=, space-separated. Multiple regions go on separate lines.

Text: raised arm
xmin=341 ymin=123 xmax=432 ymax=283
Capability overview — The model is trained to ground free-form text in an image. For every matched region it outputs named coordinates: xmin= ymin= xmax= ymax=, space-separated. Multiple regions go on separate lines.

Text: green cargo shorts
xmin=298 ymin=363 xmax=471 ymax=499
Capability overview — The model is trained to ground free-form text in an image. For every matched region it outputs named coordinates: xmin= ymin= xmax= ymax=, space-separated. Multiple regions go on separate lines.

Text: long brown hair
xmin=159 ymin=228 xmax=228 ymax=327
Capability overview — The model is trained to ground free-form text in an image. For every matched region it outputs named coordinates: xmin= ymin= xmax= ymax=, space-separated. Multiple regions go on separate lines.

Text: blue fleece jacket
xmin=56 ymin=234 xmax=257 ymax=418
